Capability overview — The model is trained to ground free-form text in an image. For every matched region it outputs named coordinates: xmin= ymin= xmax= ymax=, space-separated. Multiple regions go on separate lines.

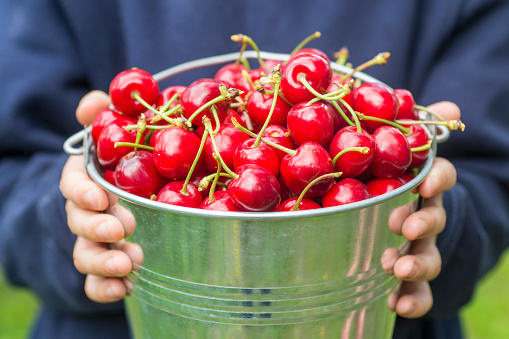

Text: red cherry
xmin=280 ymin=141 xmax=335 ymax=198
xmin=148 ymin=128 xmax=165 ymax=148
xmin=202 ymin=123 xmax=249 ymax=172
xmin=214 ymin=63 xmax=247 ymax=88
xmin=329 ymin=126 xmax=375 ymax=178
xmin=400 ymin=121 xmax=430 ymax=168
xmin=247 ymin=89 xmax=292 ymax=127
xmin=351 ymin=82 xmax=400 ymax=133
xmin=322 ymin=178 xmax=371 ymax=207
xmin=261 ymin=125 xmax=296 ymax=160
xmin=156 ymin=181 xmax=202 ymax=208
xmin=368 ymin=126 xmax=411 ymax=178
xmin=156 ymin=85 xmax=186 ymax=112
xmin=366 ymin=177 xmax=404 ymax=197
xmin=275 ymin=196 xmax=321 ymax=211
xmin=103 ymin=169 xmax=116 ymax=186
xmin=199 ymin=191 xmax=241 ymax=211
xmin=96 ymin=122 xmax=139 ymax=170
xmin=286 ymin=101 xmax=334 ymax=147
xmin=228 ymin=164 xmax=281 ymax=212
xmin=394 ymin=89 xmax=419 ymax=120
xmin=114 ymin=151 xmax=165 ymax=198
xmin=109 ymin=68 xmax=159 ymax=117
xmin=280 ymin=53 xmax=332 ymax=105
xmin=153 ymin=126 xmax=203 ymax=181
xmin=224 ymin=110 xmax=247 ymax=128
xmin=329 ymin=73 xmax=354 ymax=107
xmin=180 ymin=78 xmax=230 ymax=126
xmin=398 ymin=171 xmax=415 ymax=185
xmin=234 ymin=69 xmax=263 ymax=99
xmin=321 ymin=100 xmax=350 ymax=134
xmin=291 ymin=48 xmax=330 ymax=64
xmin=91 ymin=108 xmax=138 ymax=145
xmin=233 ymin=138 xmax=280 ymax=177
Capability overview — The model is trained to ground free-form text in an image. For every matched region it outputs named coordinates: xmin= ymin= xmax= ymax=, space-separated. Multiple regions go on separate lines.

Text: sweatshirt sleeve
xmin=408 ymin=0 xmax=509 ymax=317
xmin=0 ymin=0 xmax=123 ymax=315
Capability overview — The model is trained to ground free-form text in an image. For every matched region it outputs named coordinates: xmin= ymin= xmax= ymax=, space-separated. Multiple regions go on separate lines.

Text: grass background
xmin=1 ymin=251 xmax=509 ymax=339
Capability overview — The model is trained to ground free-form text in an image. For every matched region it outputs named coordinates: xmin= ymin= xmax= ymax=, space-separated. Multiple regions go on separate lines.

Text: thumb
xmin=76 ymin=90 xmax=111 ymax=126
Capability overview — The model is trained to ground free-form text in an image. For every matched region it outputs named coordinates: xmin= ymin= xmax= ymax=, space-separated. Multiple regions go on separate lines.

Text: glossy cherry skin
xmin=156 ymin=181 xmax=202 ymax=208
xmin=199 ymin=191 xmax=241 ymax=211
xmin=275 ymin=197 xmax=321 ymax=211
xmin=368 ymin=126 xmax=412 ymax=178
xmin=109 ymin=68 xmax=159 ymax=117
xmin=291 ymin=48 xmax=330 ymax=64
xmin=214 ymin=63 xmax=247 ymax=88
xmin=153 ymin=126 xmax=203 ymax=181
xmin=398 ymin=171 xmax=415 ymax=185
xmin=400 ymin=120 xmax=430 ymax=168
xmin=114 ymin=151 xmax=165 ymax=198
xmin=234 ymin=68 xmax=263 ymax=100
xmin=96 ymin=122 xmax=139 ymax=170
xmin=262 ymin=125 xmax=296 ymax=160
xmin=329 ymin=73 xmax=354 ymax=107
xmin=286 ymin=101 xmax=334 ymax=147
xmin=228 ymin=164 xmax=281 ymax=212
xmin=181 ymin=78 xmax=230 ymax=126
xmin=247 ymin=89 xmax=292 ymax=127
xmin=280 ymin=141 xmax=335 ymax=198
xmin=322 ymin=178 xmax=372 ymax=207
xmin=156 ymin=85 xmax=186 ymax=113
xmin=233 ymin=138 xmax=280 ymax=177
xmin=328 ymin=126 xmax=375 ymax=178
xmin=103 ymin=169 xmax=116 ymax=186
xmin=366 ymin=178 xmax=403 ymax=197
xmin=148 ymin=128 xmax=165 ymax=148
xmin=351 ymin=82 xmax=400 ymax=134
xmin=203 ymin=123 xmax=250 ymax=172
xmin=280 ymin=53 xmax=332 ymax=105
xmin=321 ymin=100 xmax=349 ymax=134
xmin=91 ymin=108 xmax=137 ymax=144
xmin=224 ymin=109 xmax=247 ymax=128
xmin=394 ymin=89 xmax=419 ymax=120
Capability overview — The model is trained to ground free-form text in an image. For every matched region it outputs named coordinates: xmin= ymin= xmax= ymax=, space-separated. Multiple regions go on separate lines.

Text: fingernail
xmin=106 ymin=284 xmax=123 ymax=298
xmin=105 ymin=257 xmax=118 ymax=274
xmin=404 ymin=261 xmax=417 ymax=278
xmin=85 ymin=189 xmax=100 ymax=209
xmin=97 ymin=221 xmax=113 ymax=241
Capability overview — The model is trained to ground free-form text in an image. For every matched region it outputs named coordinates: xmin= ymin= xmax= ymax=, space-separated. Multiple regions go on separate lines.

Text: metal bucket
xmin=65 ymin=51 xmax=448 ymax=339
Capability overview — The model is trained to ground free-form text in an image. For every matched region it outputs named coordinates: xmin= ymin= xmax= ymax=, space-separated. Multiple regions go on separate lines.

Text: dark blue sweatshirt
xmin=1 ymin=0 xmax=509 ymax=338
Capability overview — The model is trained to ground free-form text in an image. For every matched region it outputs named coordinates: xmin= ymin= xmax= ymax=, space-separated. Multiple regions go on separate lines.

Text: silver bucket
xmin=65 ymin=51 xmax=448 ymax=339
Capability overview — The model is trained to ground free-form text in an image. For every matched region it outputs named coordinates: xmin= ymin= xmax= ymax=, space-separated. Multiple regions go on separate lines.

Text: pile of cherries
xmin=92 ymin=34 xmax=463 ymax=213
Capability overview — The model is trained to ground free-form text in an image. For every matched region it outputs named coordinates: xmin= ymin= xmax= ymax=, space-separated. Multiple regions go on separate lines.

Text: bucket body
xmin=79 ymin=51 xmax=437 ymax=339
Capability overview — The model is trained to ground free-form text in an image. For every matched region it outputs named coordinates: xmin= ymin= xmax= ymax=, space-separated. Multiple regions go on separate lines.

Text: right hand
xmin=60 ymin=91 xmax=141 ymax=303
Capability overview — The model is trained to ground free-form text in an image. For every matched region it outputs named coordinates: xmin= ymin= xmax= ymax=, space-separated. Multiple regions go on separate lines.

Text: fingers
xmin=418 ymin=157 xmax=457 ymax=199
xmin=426 ymin=101 xmax=461 ymax=121
xmin=76 ymin=90 xmax=110 ymax=126
xmin=84 ymin=275 xmax=127 ymax=303
xmin=393 ymin=281 xmax=434 ymax=318
xmin=400 ymin=193 xmax=445 ymax=240
xmin=60 ymin=155 xmax=110 ymax=211
xmin=393 ymin=237 xmax=441 ymax=282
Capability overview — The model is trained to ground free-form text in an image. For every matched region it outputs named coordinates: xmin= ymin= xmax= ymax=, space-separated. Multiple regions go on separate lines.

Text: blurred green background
xmin=2 ymin=251 xmax=509 ymax=339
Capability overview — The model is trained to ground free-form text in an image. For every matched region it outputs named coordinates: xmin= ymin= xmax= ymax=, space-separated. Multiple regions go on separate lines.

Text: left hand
xmin=389 ymin=101 xmax=460 ymax=318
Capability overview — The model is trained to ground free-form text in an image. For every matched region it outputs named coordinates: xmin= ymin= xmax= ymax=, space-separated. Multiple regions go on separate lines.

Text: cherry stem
xmin=210 ymin=105 xmax=221 ymax=134
xmin=338 ymin=98 xmax=362 ymax=133
xmin=355 ymin=112 xmax=412 ymax=135
xmin=231 ymin=34 xmax=268 ymax=71
xmin=208 ymin=153 xmax=223 ymax=202
xmin=231 ymin=117 xmax=297 ymax=156
xmin=396 ymin=119 xmax=465 ymax=131
xmin=289 ymin=31 xmax=321 ymax=56
xmin=204 ymin=117 xmax=238 ymax=179
xmin=241 ymin=69 xmax=257 ymax=92
xmin=157 ymin=93 xmax=179 ymax=114
xmin=332 ymin=147 xmax=371 ymax=166
xmin=235 ymin=42 xmax=248 ymax=67
xmin=180 ymin=128 xmax=209 ymax=196
xmin=340 ymin=52 xmax=390 ymax=82
xmin=411 ymin=140 xmax=433 ymax=152
xmin=199 ymin=172 xmax=232 ymax=192
xmin=253 ymin=77 xmax=281 ymax=147
xmin=114 ymin=142 xmax=154 ymax=151
xmin=187 ymin=95 xmax=226 ymax=124
xmin=333 ymin=47 xmax=349 ymax=66
xmin=414 ymin=105 xmax=445 ymax=121
xmin=290 ymin=172 xmax=342 ymax=211
xmin=134 ymin=114 xmax=147 ymax=152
